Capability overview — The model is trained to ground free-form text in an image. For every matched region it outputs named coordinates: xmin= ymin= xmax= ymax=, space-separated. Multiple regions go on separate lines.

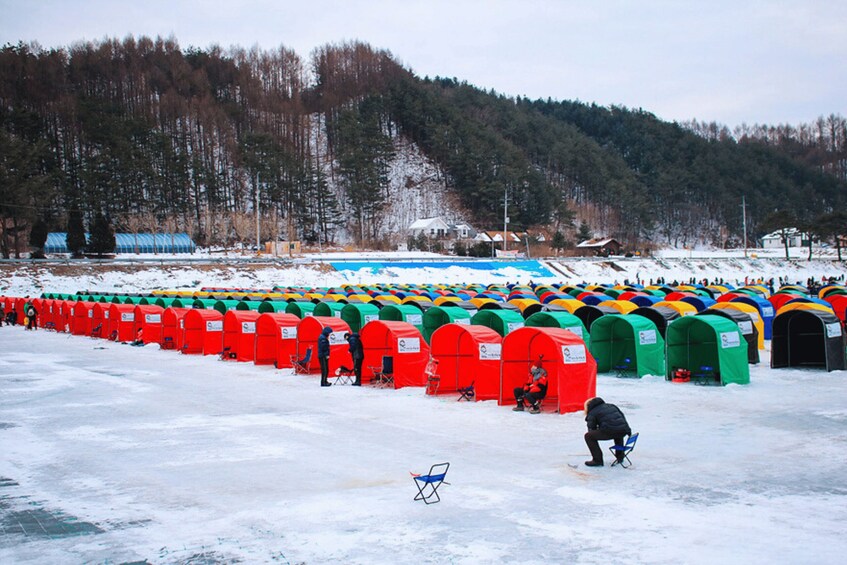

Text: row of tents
xmin=4 ymin=280 xmax=844 ymax=414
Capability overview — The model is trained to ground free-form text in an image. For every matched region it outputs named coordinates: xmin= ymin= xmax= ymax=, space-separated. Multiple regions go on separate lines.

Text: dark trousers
xmin=514 ymin=387 xmax=543 ymax=408
xmin=585 ymin=429 xmax=627 ymax=463
xmin=353 ymin=358 xmax=363 ymax=385
xmin=319 ymin=356 xmax=329 ymax=385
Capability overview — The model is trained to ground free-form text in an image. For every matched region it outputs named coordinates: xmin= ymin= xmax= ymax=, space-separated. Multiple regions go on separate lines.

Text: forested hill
xmin=1 ymin=37 xmax=844 ymax=254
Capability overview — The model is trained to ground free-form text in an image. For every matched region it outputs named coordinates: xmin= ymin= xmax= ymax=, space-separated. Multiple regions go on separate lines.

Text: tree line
xmin=1 ymin=36 xmax=844 ymax=258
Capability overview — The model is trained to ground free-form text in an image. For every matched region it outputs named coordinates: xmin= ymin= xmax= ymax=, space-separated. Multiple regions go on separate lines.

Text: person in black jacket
xmin=345 ymin=332 xmax=364 ymax=386
xmin=583 ymin=397 xmax=631 ymax=467
xmin=317 ymin=326 xmax=332 ymax=387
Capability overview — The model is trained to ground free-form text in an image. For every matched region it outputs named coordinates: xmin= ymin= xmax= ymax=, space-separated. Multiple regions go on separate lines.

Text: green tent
xmin=524 ymin=311 xmax=590 ymax=349
xmin=603 ymin=288 xmax=623 ymax=299
xmin=378 ymin=304 xmax=425 ymax=333
xmin=285 ymin=301 xmax=317 ymax=319
xmin=213 ymin=299 xmax=242 ymax=314
xmin=192 ymin=298 xmax=218 ymax=309
xmin=589 ymin=314 xmax=665 ymax=377
xmin=314 ymin=302 xmax=345 ymax=318
xmin=235 ymin=301 xmax=261 ymax=311
xmin=341 ymin=303 xmax=380 ymax=333
xmin=154 ymin=297 xmax=186 ymax=309
xmin=257 ymin=301 xmax=289 ymax=313
xmin=470 ymin=309 xmax=525 ymax=338
xmin=122 ymin=296 xmax=144 ymax=305
xmin=666 ymin=315 xmax=750 ymax=385
xmin=422 ymin=306 xmax=472 ymax=343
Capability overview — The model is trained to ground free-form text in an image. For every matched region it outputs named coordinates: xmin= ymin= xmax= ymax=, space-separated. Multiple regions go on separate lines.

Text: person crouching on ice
xmin=513 ymin=364 xmax=547 ymax=414
xmin=583 ymin=397 xmax=631 ymax=467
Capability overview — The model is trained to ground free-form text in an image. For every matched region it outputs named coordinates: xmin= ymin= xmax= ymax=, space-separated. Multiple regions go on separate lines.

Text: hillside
xmin=1 ymin=37 xmax=845 ymax=256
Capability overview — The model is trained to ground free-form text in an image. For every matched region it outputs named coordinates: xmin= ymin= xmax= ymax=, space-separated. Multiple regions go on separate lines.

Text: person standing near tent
xmin=345 ymin=331 xmax=364 ymax=386
xmin=583 ymin=397 xmax=632 ymax=467
xmin=25 ymin=303 xmax=37 ymax=330
xmin=318 ymin=326 xmax=332 ymax=387
xmin=512 ymin=364 xmax=547 ymax=414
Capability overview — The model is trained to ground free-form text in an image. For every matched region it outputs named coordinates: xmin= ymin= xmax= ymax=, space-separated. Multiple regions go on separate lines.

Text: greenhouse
xmin=44 ymin=233 xmax=196 ymax=254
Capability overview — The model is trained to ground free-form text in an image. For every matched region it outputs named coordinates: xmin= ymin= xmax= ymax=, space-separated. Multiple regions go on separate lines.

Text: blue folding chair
xmin=457 ymin=381 xmax=475 ymax=402
xmin=411 ymin=462 xmax=450 ymax=504
xmin=609 ymin=433 xmax=639 ymax=468
xmin=290 ymin=347 xmax=313 ymax=374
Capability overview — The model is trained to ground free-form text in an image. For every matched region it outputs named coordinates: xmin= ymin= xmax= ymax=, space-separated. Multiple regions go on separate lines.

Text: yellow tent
xmin=708 ymin=302 xmax=765 ymax=349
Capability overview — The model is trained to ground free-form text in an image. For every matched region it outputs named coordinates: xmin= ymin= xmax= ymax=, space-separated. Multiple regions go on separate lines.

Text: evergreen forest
xmin=1 ymin=37 xmax=845 ymax=257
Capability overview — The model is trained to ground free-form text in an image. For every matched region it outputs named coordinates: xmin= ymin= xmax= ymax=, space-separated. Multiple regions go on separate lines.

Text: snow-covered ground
xmin=1 ymin=324 xmax=846 ymax=564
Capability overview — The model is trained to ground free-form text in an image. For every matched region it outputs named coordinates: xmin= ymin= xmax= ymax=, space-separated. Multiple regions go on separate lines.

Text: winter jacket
xmin=317 ymin=327 xmax=332 ymax=359
xmin=347 ymin=333 xmax=364 ymax=360
xmin=585 ymin=397 xmax=631 ymax=434
xmin=522 ymin=367 xmax=548 ymax=397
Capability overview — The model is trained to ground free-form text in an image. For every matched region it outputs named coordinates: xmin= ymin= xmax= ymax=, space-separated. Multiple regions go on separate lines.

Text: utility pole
xmin=256 ymin=172 xmax=261 ymax=254
xmin=741 ymin=195 xmax=747 ymax=258
xmin=503 ymin=190 xmax=508 ymax=254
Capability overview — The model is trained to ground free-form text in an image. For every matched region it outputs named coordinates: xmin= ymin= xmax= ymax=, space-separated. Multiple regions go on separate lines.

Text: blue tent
xmin=44 ymin=233 xmax=196 ymax=254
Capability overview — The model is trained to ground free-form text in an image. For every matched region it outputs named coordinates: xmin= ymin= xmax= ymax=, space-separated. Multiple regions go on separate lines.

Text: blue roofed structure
xmin=44 ymin=233 xmax=196 ymax=254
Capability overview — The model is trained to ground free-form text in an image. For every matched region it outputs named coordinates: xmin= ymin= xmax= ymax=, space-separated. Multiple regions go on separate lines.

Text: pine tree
xmin=88 ymin=212 xmax=116 ymax=256
xmin=66 ymin=209 xmax=87 ymax=257
xmin=29 ymin=217 xmax=49 ymax=259
xmin=577 ymin=222 xmax=592 ymax=243
xmin=551 ymin=230 xmax=567 ymax=256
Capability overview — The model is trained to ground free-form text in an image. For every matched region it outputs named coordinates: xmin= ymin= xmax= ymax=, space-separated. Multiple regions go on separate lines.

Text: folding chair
xmin=291 ymin=347 xmax=313 ymax=374
xmin=161 ymin=336 xmax=175 ymax=350
xmin=369 ymin=356 xmax=394 ymax=387
xmin=692 ymin=365 xmax=720 ymax=386
xmin=333 ymin=365 xmax=355 ymax=385
xmin=609 ymin=432 xmax=639 ymax=468
xmin=411 ymin=462 xmax=450 ymax=504
xmin=220 ymin=347 xmax=236 ymax=360
xmin=614 ymin=357 xmax=636 ymax=378
xmin=91 ymin=324 xmax=102 ymax=338
xmin=457 ymin=381 xmax=475 ymax=402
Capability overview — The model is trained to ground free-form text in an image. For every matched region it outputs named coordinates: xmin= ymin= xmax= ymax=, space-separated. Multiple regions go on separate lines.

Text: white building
xmin=761 ymin=228 xmax=807 ymax=249
xmin=408 ymin=217 xmax=476 ymax=240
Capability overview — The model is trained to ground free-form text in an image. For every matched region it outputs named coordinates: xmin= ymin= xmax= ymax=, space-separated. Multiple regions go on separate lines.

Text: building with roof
xmin=44 ymin=233 xmax=196 ymax=254
xmin=575 ymin=237 xmax=622 ymax=256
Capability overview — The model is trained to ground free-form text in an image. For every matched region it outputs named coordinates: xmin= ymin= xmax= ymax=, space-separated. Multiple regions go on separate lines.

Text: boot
xmin=512 ymin=405 xmax=524 ymax=412
xmin=528 ymin=405 xmax=541 ymax=414
xmin=584 ymin=460 xmax=604 ymax=467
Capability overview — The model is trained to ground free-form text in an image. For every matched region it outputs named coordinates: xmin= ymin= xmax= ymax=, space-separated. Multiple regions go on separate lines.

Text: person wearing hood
xmin=318 ymin=326 xmax=333 ymax=386
xmin=345 ymin=331 xmax=364 ymax=386
xmin=513 ymin=363 xmax=548 ymax=414
xmin=583 ymin=397 xmax=631 ymax=467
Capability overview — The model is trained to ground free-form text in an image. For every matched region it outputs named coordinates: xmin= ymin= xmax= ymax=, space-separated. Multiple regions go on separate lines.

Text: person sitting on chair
xmin=583 ymin=397 xmax=631 ymax=467
xmin=345 ymin=331 xmax=364 ymax=386
xmin=513 ymin=364 xmax=547 ymax=414
xmin=318 ymin=326 xmax=332 ymax=387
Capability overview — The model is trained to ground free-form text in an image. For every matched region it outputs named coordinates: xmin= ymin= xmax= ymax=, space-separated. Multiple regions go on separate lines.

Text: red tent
xmin=15 ymin=297 xmax=27 ymax=325
xmin=182 ymin=309 xmax=224 ymax=355
xmin=70 ymin=301 xmax=95 ymax=336
xmin=253 ymin=312 xmax=300 ymax=367
xmin=222 ymin=310 xmax=261 ymax=362
xmin=716 ymin=292 xmax=745 ymax=303
xmin=38 ymin=299 xmax=54 ymax=329
xmin=134 ymin=305 xmax=165 ymax=344
xmin=295 ymin=316 xmax=351 ymax=374
xmin=361 ymin=320 xmax=430 ymax=389
xmin=429 ymin=323 xmax=502 ymax=400
xmin=162 ymin=307 xmax=190 ymax=351
xmin=109 ymin=304 xmax=137 ymax=342
xmin=664 ymin=291 xmax=694 ymax=301
xmin=52 ymin=300 xmax=71 ymax=332
xmin=499 ymin=326 xmax=597 ymax=414
xmin=768 ymin=293 xmax=797 ymax=313
xmin=823 ymin=294 xmax=847 ymax=323
xmin=91 ymin=303 xmax=112 ymax=338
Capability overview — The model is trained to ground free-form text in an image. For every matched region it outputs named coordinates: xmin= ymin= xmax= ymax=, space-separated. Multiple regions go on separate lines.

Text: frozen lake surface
xmin=1 ymin=326 xmax=846 ymax=564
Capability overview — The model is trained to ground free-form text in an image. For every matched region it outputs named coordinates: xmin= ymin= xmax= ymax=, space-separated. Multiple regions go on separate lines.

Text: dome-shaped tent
xmin=254 ymin=312 xmax=301 ymax=367
xmin=161 ymin=307 xmax=191 ymax=350
xmin=708 ymin=303 xmax=765 ymax=350
xmin=666 ymin=315 xmax=750 ymax=385
xmin=422 ymin=306 xmax=472 ymax=343
xmin=499 ymin=327 xmax=597 ymax=414
xmin=378 ymin=304 xmax=425 ymax=333
xmin=182 ymin=309 xmax=224 ymax=355
xmin=314 ymin=301 xmax=345 ymax=318
xmin=429 ymin=324 xmax=502 ymax=400
xmin=771 ymin=310 xmax=846 ymax=372
xmin=134 ymin=305 xmax=164 ymax=345
xmin=90 ymin=302 xmax=111 ymax=338
xmin=285 ymin=301 xmax=317 ymax=319
xmin=627 ymin=306 xmax=679 ymax=338
xmin=730 ymin=295 xmax=775 ymax=339
xmin=574 ymin=305 xmax=618 ymax=333
xmin=361 ymin=321 xmax=430 ymax=388
xmin=524 ymin=311 xmax=590 ymax=348
xmin=341 ymin=303 xmax=380 ymax=333
xmin=470 ymin=309 xmax=525 ymax=338
xmin=295 ymin=316 xmax=352 ymax=375
xmin=222 ymin=310 xmax=261 ymax=362
xmin=589 ymin=314 xmax=665 ymax=377
xmin=697 ymin=308 xmax=759 ymax=364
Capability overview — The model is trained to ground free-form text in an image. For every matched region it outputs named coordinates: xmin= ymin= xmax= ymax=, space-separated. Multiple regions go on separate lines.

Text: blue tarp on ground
xmin=330 ymin=261 xmax=555 ymax=278
xmin=44 ymin=233 xmax=196 ymax=254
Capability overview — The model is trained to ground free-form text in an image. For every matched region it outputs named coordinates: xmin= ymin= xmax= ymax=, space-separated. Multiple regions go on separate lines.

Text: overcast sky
xmin=2 ymin=0 xmax=844 ymax=127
